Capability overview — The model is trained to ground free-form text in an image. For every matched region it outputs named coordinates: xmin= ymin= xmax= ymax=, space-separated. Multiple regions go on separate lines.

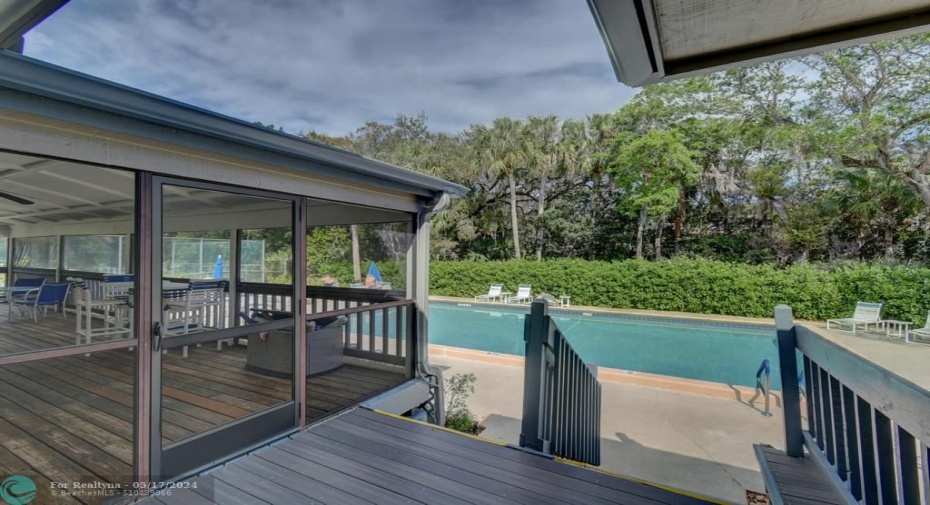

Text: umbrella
xmin=214 ymin=255 xmax=224 ymax=279
xmin=367 ymin=262 xmax=383 ymax=282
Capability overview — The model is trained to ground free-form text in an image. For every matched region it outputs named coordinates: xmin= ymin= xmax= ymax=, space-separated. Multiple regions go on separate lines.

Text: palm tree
xmin=830 ymin=168 xmax=921 ymax=258
xmin=472 ymin=118 xmax=528 ymax=260
xmin=526 ymin=115 xmax=562 ymax=260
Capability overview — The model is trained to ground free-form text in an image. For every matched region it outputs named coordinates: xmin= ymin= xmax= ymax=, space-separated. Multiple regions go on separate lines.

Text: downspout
xmin=414 ymin=192 xmax=450 ymax=426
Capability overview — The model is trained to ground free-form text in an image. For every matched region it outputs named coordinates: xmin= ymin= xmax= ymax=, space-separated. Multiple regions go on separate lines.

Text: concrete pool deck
xmin=429 ymin=353 xmax=784 ymax=505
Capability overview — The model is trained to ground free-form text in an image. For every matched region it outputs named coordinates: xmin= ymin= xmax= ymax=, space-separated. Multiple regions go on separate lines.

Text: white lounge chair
xmin=505 ymin=284 xmax=532 ymax=304
xmin=826 ymin=302 xmax=883 ymax=333
xmin=907 ymin=311 xmax=930 ymax=344
xmin=475 ymin=284 xmax=504 ymax=302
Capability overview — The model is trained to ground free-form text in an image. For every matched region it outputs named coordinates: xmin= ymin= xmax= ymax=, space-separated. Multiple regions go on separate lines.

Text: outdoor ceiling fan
xmin=0 ymin=190 xmax=34 ymax=205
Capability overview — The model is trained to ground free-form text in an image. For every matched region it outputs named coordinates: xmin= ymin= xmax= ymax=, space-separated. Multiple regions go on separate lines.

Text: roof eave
xmin=0 ymin=51 xmax=468 ymax=199
xmin=590 ymin=0 xmax=930 ymax=87
xmin=587 ymin=0 xmax=663 ymax=87
xmin=0 ymin=0 xmax=69 ymax=51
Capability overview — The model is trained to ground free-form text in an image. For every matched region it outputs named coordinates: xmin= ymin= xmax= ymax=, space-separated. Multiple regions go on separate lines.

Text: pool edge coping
xmin=429 ymin=296 xmax=776 ymax=330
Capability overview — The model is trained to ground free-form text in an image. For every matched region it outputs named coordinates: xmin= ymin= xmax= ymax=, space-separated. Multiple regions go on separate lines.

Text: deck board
xmin=152 ymin=409 xmax=715 ymax=505
xmin=0 ymin=312 xmax=405 ymax=504
xmin=754 ymin=444 xmax=848 ymax=505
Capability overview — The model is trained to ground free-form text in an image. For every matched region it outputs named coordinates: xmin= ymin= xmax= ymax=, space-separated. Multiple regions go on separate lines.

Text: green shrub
xmin=430 ymin=258 xmax=930 ymax=324
xmin=444 ymin=373 xmax=479 ymax=434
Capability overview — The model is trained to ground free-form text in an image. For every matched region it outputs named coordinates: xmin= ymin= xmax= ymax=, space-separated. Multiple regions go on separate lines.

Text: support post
xmin=520 ymin=300 xmax=549 ymax=453
xmin=775 ymin=304 xmax=803 ymax=457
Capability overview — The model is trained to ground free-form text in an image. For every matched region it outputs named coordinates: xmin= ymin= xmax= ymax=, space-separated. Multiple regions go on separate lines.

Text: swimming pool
xmin=429 ymin=303 xmax=781 ymax=389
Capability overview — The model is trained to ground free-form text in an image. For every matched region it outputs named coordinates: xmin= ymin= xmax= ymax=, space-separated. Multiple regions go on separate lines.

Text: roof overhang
xmin=0 ymin=0 xmax=69 ymax=52
xmin=588 ymin=0 xmax=930 ymax=87
xmin=0 ymin=51 xmax=468 ymax=199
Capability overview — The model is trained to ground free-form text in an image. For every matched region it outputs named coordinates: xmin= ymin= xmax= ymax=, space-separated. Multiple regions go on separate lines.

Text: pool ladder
xmin=751 ymin=359 xmax=805 ymax=417
xmin=751 ymin=359 xmax=773 ymax=417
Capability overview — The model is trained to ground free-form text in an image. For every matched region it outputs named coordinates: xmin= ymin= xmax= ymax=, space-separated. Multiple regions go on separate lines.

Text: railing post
xmin=775 ymin=304 xmax=803 ymax=458
xmin=520 ymin=300 xmax=549 ymax=453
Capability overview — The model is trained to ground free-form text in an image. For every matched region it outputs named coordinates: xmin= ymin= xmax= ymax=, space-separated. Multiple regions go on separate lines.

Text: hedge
xmin=429 ymin=258 xmax=930 ymax=324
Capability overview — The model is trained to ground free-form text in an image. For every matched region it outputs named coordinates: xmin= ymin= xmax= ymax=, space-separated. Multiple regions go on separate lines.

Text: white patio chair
xmin=907 ymin=311 xmax=930 ymax=344
xmin=69 ymin=277 xmax=132 ymax=345
xmin=475 ymin=284 xmax=504 ymax=302
xmin=826 ymin=302 xmax=883 ymax=333
xmin=505 ymin=284 xmax=532 ymax=304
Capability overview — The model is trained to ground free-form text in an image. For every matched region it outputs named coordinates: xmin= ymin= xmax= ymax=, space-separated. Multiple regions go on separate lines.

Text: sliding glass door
xmin=149 ymin=177 xmax=304 ymax=479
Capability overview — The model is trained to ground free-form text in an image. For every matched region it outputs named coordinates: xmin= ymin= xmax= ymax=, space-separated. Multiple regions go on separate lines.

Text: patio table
xmin=881 ymin=319 xmax=910 ymax=340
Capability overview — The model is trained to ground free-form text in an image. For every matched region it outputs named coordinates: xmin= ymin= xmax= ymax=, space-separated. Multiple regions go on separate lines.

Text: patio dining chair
xmin=103 ymin=274 xmax=134 ymax=301
xmin=163 ymin=280 xmax=228 ymax=356
xmin=5 ymin=277 xmax=44 ymax=304
xmin=14 ymin=281 xmax=70 ymax=322
xmin=68 ymin=277 xmax=133 ymax=345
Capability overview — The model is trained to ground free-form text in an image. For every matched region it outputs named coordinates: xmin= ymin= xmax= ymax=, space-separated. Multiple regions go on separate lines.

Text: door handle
xmin=153 ymin=322 xmax=164 ymax=352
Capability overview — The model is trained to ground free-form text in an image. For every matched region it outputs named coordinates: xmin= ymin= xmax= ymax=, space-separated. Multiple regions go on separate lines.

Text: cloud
xmin=25 ymin=0 xmax=635 ymax=135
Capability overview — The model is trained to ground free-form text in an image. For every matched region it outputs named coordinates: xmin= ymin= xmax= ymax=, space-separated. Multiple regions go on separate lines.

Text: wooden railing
xmin=237 ymin=283 xmax=414 ymax=371
xmin=239 ymin=282 xmax=293 ymax=315
xmin=520 ymin=300 xmax=601 ymax=466
xmin=775 ymin=305 xmax=930 ymax=504
xmin=307 ymin=299 xmax=415 ymax=372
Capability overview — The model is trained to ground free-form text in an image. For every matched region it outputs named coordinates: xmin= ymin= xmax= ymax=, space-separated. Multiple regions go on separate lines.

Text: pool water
xmin=429 ymin=304 xmax=781 ymax=390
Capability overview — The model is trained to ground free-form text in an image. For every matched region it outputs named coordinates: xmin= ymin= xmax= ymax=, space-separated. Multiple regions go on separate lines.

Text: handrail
xmin=305 ymin=298 xmax=413 ymax=321
xmin=751 ymin=358 xmax=772 ymax=416
xmin=307 ymin=285 xmax=406 ymax=303
xmin=775 ymin=305 xmax=930 ymax=504
xmin=520 ymin=299 xmax=601 ymax=466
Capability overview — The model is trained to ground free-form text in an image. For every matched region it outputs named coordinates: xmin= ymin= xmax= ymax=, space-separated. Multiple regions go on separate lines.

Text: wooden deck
xmin=0 ymin=311 xmax=405 ymax=504
xmin=148 ymin=408 xmax=716 ymax=505
xmin=754 ymin=444 xmax=848 ymax=505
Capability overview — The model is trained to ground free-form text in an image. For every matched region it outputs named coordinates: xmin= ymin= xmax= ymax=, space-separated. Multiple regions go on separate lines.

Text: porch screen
xmin=63 ymin=235 xmax=129 ymax=273
xmin=13 ymin=236 xmax=58 ymax=269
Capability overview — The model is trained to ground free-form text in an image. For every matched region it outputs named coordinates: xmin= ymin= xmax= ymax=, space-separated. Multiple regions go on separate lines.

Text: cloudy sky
xmin=24 ymin=0 xmax=636 ymax=136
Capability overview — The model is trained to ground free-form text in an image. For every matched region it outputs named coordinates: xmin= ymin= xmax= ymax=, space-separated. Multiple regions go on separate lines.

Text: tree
xmin=826 ymin=168 xmax=921 ymax=258
xmin=610 ymin=129 xmax=701 ymax=259
xmin=809 ymin=34 xmax=930 ymax=207
xmin=472 ymin=118 xmax=528 ymax=260
xmin=525 ymin=115 xmax=562 ymax=260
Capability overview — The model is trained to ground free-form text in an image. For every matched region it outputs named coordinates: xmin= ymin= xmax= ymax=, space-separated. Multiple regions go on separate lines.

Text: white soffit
xmin=656 ymin=0 xmax=930 ymax=60
xmin=589 ymin=0 xmax=930 ymax=86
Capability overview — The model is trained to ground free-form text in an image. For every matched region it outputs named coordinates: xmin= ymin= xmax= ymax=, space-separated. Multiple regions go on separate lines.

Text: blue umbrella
xmin=214 ymin=255 xmax=224 ymax=279
xmin=367 ymin=262 xmax=383 ymax=282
